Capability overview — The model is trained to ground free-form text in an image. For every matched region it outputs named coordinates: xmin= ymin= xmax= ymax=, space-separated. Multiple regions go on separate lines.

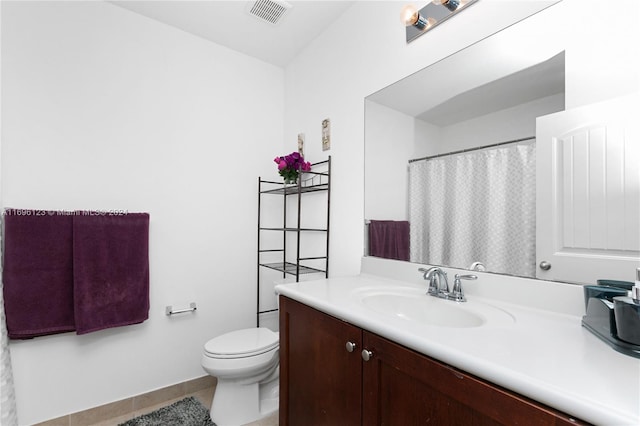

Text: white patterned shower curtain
xmin=1 ymin=229 xmax=19 ymax=425
xmin=408 ymin=139 xmax=536 ymax=278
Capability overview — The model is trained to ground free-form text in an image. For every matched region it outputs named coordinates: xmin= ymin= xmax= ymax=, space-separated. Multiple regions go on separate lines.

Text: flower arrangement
xmin=274 ymin=152 xmax=311 ymax=184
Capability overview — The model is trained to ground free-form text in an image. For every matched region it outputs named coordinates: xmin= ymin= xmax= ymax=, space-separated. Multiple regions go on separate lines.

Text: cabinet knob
xmin=539 ymin=261 xmax=551 ymax=271
xmin=361 ymin=349 xmax=373 ymax=361
xmin=345 ymin=341 xmax=357 ymax=353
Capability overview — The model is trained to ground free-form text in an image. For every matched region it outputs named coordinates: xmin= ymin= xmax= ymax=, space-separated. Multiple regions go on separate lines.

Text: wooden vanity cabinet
xmin=279 ymin=296 xmax=588 ymax=426
xmin=279 ymin=295 xmax=362 ymax=425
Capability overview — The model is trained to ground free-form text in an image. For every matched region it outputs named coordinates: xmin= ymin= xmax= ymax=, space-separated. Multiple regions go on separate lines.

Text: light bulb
xmin=400 ymin=4 xmax=419 ymax=27
xmin=400 ymin=4 xmax=436 ymax=30
xmin=432 ymin=0 xmax=460 ymax=11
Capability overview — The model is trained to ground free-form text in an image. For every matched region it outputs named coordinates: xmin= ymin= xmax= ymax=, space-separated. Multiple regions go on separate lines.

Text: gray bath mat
xmin=118 ymin=396 xmax=216 ymax=426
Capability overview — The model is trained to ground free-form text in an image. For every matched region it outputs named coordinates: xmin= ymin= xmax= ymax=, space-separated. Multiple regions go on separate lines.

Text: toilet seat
xmin=204 ymin=327 xmax=278 ymax=359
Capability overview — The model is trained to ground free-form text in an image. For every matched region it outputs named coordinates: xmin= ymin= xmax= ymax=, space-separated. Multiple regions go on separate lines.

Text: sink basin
xmin=355 ymin=287 xmax=515 ymax=328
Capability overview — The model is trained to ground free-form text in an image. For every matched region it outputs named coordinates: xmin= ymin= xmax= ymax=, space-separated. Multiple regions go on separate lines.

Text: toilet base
xmin=210 ymin=376 xmax=278 ymax=426
xmin=258 ymin=379 xmax=279 ymax=417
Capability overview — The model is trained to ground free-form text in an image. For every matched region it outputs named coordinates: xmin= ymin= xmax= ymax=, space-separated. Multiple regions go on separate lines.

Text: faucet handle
xmin=418 ymin=267 xmax=429 ymax=280
xmin=456 ymin=274 xmax=478 ymax=281
xmin=450 ymin=274 xmax=477 ymax=302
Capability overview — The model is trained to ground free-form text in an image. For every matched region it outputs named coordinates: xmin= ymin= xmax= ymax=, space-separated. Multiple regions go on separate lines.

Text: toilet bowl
xmin=201 ymin=327 xmax=279 ymax=426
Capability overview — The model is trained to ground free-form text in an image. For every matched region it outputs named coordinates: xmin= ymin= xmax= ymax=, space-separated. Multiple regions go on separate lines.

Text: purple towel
xmin=3 ymin=211 xmax=76 ymax=339
xmin=368 ymin=220 xmax=410 ymax=261
xmin=72 ymin=213 xmax=150 ymax=335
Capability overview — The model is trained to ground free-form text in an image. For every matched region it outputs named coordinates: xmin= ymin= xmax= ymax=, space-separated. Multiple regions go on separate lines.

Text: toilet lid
xmin=204 ymin=327 xmax=278 ymax=358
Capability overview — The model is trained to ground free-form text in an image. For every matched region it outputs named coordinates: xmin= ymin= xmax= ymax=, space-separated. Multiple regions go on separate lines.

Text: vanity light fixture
xmin=403 ymin=0 xmax=479 ymax=43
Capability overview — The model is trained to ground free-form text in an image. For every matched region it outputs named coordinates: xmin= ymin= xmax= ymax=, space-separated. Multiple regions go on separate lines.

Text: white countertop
xmin=275 ymin=273 xmax=640 ymax=426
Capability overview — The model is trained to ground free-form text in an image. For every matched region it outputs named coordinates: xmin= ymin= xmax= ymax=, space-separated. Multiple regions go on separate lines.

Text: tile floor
xmin=97 ymin=386 xmax=278 ymax=426
xmin=34 ymin=378 xmax=278 ymax=426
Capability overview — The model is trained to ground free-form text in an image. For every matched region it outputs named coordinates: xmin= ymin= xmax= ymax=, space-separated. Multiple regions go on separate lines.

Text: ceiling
xmin=417 ymin=52 xmax=565 ymax=126
xmin=110 ymin=0 xmax=355 ymax=68
xmin=367 ymin=43 xmax=565 ymax=127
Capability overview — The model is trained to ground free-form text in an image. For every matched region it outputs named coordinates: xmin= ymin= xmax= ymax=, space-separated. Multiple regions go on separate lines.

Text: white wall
xmin=564 ymin=1 xmax=640 ymax=109
xmin=285 ymin=0 xmax=638 ymax=273
xmin=364 ymin=101 xmax=413 ymax=221
xmin=421 ymin=92 xmax=565 ymax=157
xmin=1 ymin=2 xmax=283 ymax=424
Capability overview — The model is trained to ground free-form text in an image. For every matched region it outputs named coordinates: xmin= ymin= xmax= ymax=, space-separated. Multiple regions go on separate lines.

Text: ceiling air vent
xmin=247 ymin=0 xmax=292 ymax=25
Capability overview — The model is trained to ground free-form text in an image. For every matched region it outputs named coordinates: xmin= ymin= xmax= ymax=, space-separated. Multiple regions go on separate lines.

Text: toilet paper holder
xmin=166 ymin=302 xmax=197 ymax=316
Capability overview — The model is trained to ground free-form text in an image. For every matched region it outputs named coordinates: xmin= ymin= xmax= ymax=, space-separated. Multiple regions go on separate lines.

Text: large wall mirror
xmin=364 ymin=1 xmax=640 ymax=286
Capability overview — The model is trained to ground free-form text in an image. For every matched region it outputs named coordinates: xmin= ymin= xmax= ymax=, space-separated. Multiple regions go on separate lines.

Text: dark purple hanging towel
xmin=368 ymin=220 xmax=410 ymax=261
xmin=72 ymin=213 xmax=150 ymax=335
xmin=3 ymin=211 xmax=76 ymax=339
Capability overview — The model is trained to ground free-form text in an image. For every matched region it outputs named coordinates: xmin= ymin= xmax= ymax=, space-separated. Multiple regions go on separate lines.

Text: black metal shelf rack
xmin=256 ymin=156 xmax=331 ymax=326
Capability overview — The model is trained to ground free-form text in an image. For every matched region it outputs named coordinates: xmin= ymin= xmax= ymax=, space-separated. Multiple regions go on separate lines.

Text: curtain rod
xmin=408 ymin=136 xmax=535 ymax=164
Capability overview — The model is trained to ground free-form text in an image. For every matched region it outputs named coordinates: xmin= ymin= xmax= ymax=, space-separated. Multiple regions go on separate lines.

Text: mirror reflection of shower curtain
xmin=409 ymin=140 xmax=536 ymax=278
xmin=1 ymin=231 xmax=18 ymax=425
xmin=1 ymin=288 xmax=18 ymax=425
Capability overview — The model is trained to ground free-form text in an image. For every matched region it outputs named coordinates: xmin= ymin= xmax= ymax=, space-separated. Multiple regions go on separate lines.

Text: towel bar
xmin=165 ymin=302 xmax=197 ymax=316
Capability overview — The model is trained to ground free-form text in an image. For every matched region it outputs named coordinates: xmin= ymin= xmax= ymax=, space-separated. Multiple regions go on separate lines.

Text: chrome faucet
xmin=418 ymin=268 xmax=477 ymax=302
xmin=468 ymin=261 xmax=486 ymax=272
xmin=418 ymin=267 xmax=449 ymax=297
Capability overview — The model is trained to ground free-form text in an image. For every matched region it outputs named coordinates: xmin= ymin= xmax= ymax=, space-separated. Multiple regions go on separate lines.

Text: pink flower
xmin=274 ymin=151 xmax=312 ymax=183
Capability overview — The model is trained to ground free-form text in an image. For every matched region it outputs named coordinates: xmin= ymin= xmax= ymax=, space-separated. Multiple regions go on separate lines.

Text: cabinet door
xmin=362 ymin=331 xmax=585 ymax=425
xmin=279 ymin=296 xmax=362 ymax=426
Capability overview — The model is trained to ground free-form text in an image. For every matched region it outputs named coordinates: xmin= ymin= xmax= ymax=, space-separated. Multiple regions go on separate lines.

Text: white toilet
xmin=201 ymin=327 xmax=279 ymax=426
